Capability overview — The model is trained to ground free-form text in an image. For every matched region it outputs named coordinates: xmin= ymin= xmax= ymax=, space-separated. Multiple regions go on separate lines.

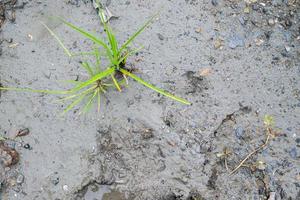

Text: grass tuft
xmin=0 ymin=8 xmax=190 ymax=114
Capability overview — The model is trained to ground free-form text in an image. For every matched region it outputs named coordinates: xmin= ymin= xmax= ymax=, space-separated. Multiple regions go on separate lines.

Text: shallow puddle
xmin=84 ymin=185 xmax=126 ymax=200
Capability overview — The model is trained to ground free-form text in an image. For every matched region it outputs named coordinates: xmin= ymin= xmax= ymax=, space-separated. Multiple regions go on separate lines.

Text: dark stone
xmin=239 ymin=17 xmax=246 ymax=26
xmin=157 ymin=33 xmax=165 ymax=40
xmin=211 ymin=0 xmax=218 ymax=6
xmin=235 ymin=126 xmax=245 ymax=139
xmin=23 ymin=143 xmax=32 ymax=150
xmin=252 ymin=4 xmax=259 ymax=11
xmin=289 ymin=147 xmax=297 ymax=159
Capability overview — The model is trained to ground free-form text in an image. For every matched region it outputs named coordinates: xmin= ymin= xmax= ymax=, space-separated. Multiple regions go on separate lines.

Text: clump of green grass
xmin=0 ymin=8 xmax=190 ymax=114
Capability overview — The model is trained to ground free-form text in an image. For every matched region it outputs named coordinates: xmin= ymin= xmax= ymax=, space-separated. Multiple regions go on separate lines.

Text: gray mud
xmin=0 ymin=0 xmax=299 ymax=199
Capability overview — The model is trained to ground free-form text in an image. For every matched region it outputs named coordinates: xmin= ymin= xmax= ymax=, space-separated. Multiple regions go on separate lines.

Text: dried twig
xmin=230 ymin=127 xmax=273 ymax=174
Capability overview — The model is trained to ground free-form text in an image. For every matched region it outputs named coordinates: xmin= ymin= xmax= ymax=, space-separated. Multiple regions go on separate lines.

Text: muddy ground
xmin=0 ymin=0 xmax=299 ymax=199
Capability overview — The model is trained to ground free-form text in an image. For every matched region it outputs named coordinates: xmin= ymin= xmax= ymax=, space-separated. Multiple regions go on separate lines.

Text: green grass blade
xmin=111 ymin=74 xmax=122 ymax=92
xmin=97 ymin=88 xmax=101 ymax=112
xmin=63 ymin=94 xmax=86 ymax=114
xmin=81 ymin=61 xmax=94 ymax=76
xmin=119 ymin=69 xmax=191 ymax=105
xmin=94 ymin=47 xmax=101 ymax=73
xmin=71 ymin=67 xmax=115 ymax=92
xmin=119 ymin=13 xmax=158 ymax=54
xmin=0 ymin=86 xmax=69 ymax=95
xmin=58 ymin=18 xmax=113 ymax=59
xmin=71 ymin=51 xmax=96 ymax=57
xmin=98 ymin=10 xmax=118 ymax=55
xmin=118 ymin=46 xmax=144 ymax=65
xmin=56 ymin=86 xmax=96 ymax=102
xmin=57 ymin=80 xmax=83 ymax=85
xmin=81 ymin=90 xmax=98 ymax=114
xmin=41 ymin=22 xmax=72 ymax=57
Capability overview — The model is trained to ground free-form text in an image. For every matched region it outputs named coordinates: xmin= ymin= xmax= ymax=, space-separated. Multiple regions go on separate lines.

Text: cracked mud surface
xmin=0 ymin=0 xmax=299 ymax=199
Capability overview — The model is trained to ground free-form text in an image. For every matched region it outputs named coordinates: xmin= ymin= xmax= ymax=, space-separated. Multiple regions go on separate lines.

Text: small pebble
xmin=140 ymin=127 xmax=154 ymax=140
xmin=211 ymin=0 xmax=218 ymax=6
xmin=244 ymin=7 xmax=250 ymax=13
xmin=295 ymin=138 xmax=300 ymax=144
xmin=255 ymin=38 xmax=264 ymax=46
xmin=228 ymin=35 xmax=245 ymax=49
xmin=157 ymin=33 xmax=164 ymax=40
xmin=16 ymin=174 xmax=24 ymax=184
xmin=214 ymin=38 xmax=223 ymax=49
xmin=16 ymin=128 xmax=30 ymax=137
xmin=23 ymin=144 xmax=32 ymax=150
xmin=51 ymin=177 xmax=60 ymax=185
xmin=285 ymin=46 xmax=291 ymax=52
xmin=63 ymin=185 xmax=69 ymax=191
xmin=268 ymin=18 xmax=275 ymax=26
xmin=235 ymin=126 xmax=245 ymax=139
xmin=289 ymin=147 xmax=297 ymax=159
xmin=239 ymin=17 xmax=246 ymax=26
xmin=252 ymin=4 xmax=259 ymax=11
xmin=195 ymin=27 xmax=202 ymax=33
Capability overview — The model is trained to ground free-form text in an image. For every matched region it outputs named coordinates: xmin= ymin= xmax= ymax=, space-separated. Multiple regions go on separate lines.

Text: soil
xmin=0 ymin=0 xmax=299 ymax=199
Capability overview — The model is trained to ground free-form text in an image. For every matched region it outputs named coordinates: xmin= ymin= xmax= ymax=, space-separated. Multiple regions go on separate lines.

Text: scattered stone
xmin=16 ymin=174 xmax=24 ymax=184
xmin=285 ymin=46 xmax=291 ymax=52
xmin=244 ymin=7 xmax=250 ymax=14
xmin=252 ymin=4 xmax=259 ymax=11
xmin=245 ymin=0 xmax=257 ymax=4
xmin=268 ymin=18 xmax=275 ymax=26
xmin=296 ymin=138 xmax=300 ymax=144
xmin=50 ymin=173 xmax=60 ymax=185
xmin=157 ymin=33 xmax=164 ymax=40
xmin=228 ymin=35 xmax=245 ymax=49
xmin=195 ymin=27 xmax=202 ymax=33
xmin=23 ymin=143 xmax=32 ymax=150
xmin=63 ymin=184 xmax=69 ymax=191
xmin=256 ymin=161 xmax=266 ymax=170
xmin=199 ymin=68 xmax=212 ymax=76
xmin=51 ymin=177 xmax=60 ymax=185
xmin=272 ymin=0 xmax=282 ymax=6
xmin=0 ymin=143 xmax=19 ymax=167
xmin=211 ymin=0 xmax=218 ymax=6
xmin=239 ymin=17 xmax=246 ymax=26
xmin=214 ymin=38 xmax=223 ymax=49
xmin=255 ymin=38 xmax=264 ymax=46
xmin=16 ymin=128 xmax=30 ymax=137
xmin=268 ymin=192 xmax=276 ymax=200
xmin=235 ymin=126 xmax=245 ymax=139
xmin=289 ymin=147 xmax=297 ymax=159
xmin=8 ymin=43 xmax=18 ymax=48
xmin=141 ymin=128 xmax=154 ymax=140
